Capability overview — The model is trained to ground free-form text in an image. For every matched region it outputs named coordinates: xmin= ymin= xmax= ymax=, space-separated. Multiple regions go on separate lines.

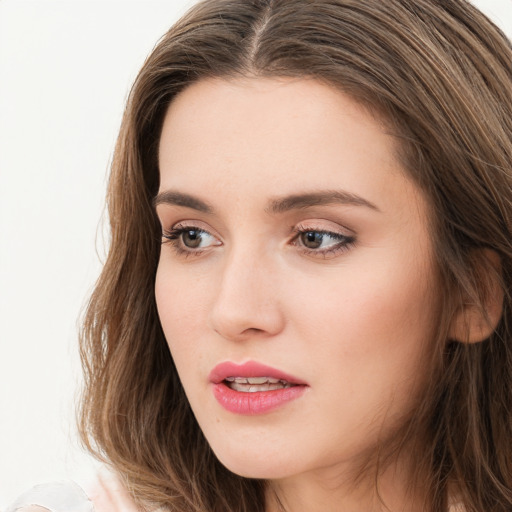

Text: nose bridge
xmin=209 ymin=241 xmax=284 ymax=341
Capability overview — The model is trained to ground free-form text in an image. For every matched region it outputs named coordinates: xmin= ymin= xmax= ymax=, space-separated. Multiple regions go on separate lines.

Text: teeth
xmin=229 ymin=381 xmax=292 ymax=392
xmin=224 ymin=376 xmax=284 ymax=385
xmin=223 ymin=376 xmax=294 ymax=392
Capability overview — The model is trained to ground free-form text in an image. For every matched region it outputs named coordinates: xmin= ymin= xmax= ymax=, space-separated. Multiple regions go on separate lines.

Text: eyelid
xmin=161 ymin=220 xmax=222 ymax=256
xmin=160 ymin=218 xmax=356 ymax=260
xmin=293 ymin=219 xmax=355 ymax=237
xmin=291 ymin=221 xmax=356 ymax=258
xmin=165 ymin=218 xmax=218 ymax=233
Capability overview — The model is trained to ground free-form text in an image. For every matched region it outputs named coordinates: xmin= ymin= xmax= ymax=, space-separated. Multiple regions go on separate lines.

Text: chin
xmin=209 ymin=441 xmax=295 ymax=480
xmin=219 ymin=458 xmax=290 ymax=480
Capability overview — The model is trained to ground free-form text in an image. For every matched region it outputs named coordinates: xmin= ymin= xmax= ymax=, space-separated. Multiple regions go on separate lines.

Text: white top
xmin=4 ymin=472 xmax=141 ymax=512
xmin=5 ymin=481 xmax=93 ymax=512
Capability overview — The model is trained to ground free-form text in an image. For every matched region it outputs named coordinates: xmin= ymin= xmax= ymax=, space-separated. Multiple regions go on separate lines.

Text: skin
xmin=155 ymin=77 xmax=441 ymax=511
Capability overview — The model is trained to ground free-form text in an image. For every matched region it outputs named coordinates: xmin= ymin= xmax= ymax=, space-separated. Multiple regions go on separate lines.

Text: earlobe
xmin=448 ymin=249 xmax=504 ymax=344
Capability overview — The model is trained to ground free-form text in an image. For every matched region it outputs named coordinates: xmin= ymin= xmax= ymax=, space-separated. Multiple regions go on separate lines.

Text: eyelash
xmin=161 ymin=224 xmax=356 ymax=259
xmin=162 ymin=226 xmax=216 ymax=258
xmin=291 ymin=223 xmax=355 ymax=259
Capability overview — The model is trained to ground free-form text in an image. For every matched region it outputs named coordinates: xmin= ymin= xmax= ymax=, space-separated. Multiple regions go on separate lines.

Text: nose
xmin=209 ymin=247 xmax=285 ymax=342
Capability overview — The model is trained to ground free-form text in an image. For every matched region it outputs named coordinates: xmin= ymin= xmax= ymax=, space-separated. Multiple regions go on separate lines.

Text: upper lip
xmin=209 ymin=360 xmax=307 ymax=385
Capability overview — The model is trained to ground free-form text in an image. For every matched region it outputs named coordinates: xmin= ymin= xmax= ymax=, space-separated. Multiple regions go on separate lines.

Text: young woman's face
xmin=155 ymin=77 xmax=440 ymax=482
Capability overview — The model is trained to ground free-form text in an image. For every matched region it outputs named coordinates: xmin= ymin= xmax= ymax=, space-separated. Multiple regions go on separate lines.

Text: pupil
xmin=302 ymin=231 xmax=322 ymax=249
xmin=183 ymin=230 xmax=202 ymax=248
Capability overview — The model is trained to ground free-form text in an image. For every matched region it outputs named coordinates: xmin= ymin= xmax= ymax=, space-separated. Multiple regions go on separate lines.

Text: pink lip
xmin=209 ymin=361 xmax=307 ymax=385
xmin=209 ymin=361 xmax=308 ymax=415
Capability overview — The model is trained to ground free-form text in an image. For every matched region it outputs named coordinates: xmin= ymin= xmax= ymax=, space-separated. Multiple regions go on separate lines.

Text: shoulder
xmin=5 ymin=472 xmax=141 ymax=512
xmin=7 ymin=508 xmax=50 ymax=512
xmin=5 ymin=481 xmax=93 ymax=512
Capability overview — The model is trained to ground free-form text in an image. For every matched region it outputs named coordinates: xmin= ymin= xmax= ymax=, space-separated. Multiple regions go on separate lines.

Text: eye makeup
xmin=161 ymin=219 xmax=356 ymax=261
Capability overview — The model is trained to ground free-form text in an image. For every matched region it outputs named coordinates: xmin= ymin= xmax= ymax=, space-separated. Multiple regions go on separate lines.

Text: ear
xmin=449 ymin=249 xmax=504 ymax=344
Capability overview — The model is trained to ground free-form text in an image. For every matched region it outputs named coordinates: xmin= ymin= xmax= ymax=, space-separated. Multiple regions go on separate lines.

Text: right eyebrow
xmin=152 ymin=190 xmax=213 ymax=214
xmin=267 ymin=190 xmax=380 ymax=214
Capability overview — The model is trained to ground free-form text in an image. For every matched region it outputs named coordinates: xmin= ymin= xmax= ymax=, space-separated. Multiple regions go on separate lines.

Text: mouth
xmin=209 ymin=361 xmax=308 ymax=415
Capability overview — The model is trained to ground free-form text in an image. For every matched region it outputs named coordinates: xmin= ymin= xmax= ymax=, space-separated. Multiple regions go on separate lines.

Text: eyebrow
xmin=152 ymin=189 xmax=379 ymax=214
xmin=153 ymin=190 xmax=213 ymax=213
xmin=267 ymin=190 xmax=380 ymax=214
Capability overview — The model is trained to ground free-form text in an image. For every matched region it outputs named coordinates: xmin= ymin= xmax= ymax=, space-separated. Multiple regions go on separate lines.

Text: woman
xmin=8 ymin=0 xmax=512 ymax=511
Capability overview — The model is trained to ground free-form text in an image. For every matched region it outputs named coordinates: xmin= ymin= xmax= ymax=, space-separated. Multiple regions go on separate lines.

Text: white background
xmin=0 ymin=0 xmax=511 ymax=507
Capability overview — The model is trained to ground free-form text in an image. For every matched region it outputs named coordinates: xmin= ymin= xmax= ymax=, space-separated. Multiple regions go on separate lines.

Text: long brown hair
xmin=79 ymin=1 xmax=512 ymax=510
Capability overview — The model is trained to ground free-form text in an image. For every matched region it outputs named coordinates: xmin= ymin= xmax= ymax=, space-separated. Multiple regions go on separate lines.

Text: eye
xmin=162 ymin=224 xmax=221 ymax=255
xmin=292 ymin=225 xmax=355 ymax=258
xmin=299 ymin=231 xmax=335 ymax=249
xmin=180 ymin=228 xmax=211 ymax=248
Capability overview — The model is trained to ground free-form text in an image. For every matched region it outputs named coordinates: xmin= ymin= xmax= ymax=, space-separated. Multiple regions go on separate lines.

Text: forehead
xmin=157 ymin=77 xmax=423 ymax=221
xmin=159 ymin=77 xmax=394 ymax=169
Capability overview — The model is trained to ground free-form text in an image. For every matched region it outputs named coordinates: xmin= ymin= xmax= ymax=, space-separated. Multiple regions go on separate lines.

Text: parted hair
xmin=79 ymin=1 xmax=512 ymax=511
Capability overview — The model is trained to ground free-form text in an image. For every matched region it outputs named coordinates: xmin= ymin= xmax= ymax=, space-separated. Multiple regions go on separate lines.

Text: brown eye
xmin=294 ymin=228 xmax=355 ymax=256
xmin=182 ymin=229 xmax=203 ymax=248
xmin=300 ymin=231 xmax=324 ymax=249
xmin=162 ymin=226 xmax=220 ymax=253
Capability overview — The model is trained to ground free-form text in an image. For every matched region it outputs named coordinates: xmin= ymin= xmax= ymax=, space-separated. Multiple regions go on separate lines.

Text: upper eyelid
xmin=165 ymin=220 xmax=220 ymax=236
xmin=294 ymin=221 xmax=355 ymax=236
xmin=164 ymin=225 xmax=219 ymax=241
xmin=161 ymin=219 xmax=355 ymax=239
xmin=295 ymin=226 xmax=349 ymax=235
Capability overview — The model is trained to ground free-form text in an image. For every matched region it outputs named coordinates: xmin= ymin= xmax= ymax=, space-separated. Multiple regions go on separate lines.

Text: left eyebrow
xmin=152 ymin=190 xmax=213 ymax=213
xmin=266 ymin=190 xmax=380 ymax=214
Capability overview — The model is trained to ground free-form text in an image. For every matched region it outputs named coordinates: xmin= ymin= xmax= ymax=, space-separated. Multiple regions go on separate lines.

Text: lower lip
xmin=212 ymin=382 xmax=306 ymax=415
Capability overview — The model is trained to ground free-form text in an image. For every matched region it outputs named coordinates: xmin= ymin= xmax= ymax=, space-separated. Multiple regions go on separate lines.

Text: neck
xmin=264 ymin=453 xmax=430 ymax=512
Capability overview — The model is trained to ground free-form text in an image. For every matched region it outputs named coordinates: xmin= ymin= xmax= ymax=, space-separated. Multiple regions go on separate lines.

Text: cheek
xmin=284 ymin=256 xmax=439 ymax=384
xmin=155 ymin=261 xmax=220 ymax=393
xmin=156 ymin=260 xmax=208 ymax=324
